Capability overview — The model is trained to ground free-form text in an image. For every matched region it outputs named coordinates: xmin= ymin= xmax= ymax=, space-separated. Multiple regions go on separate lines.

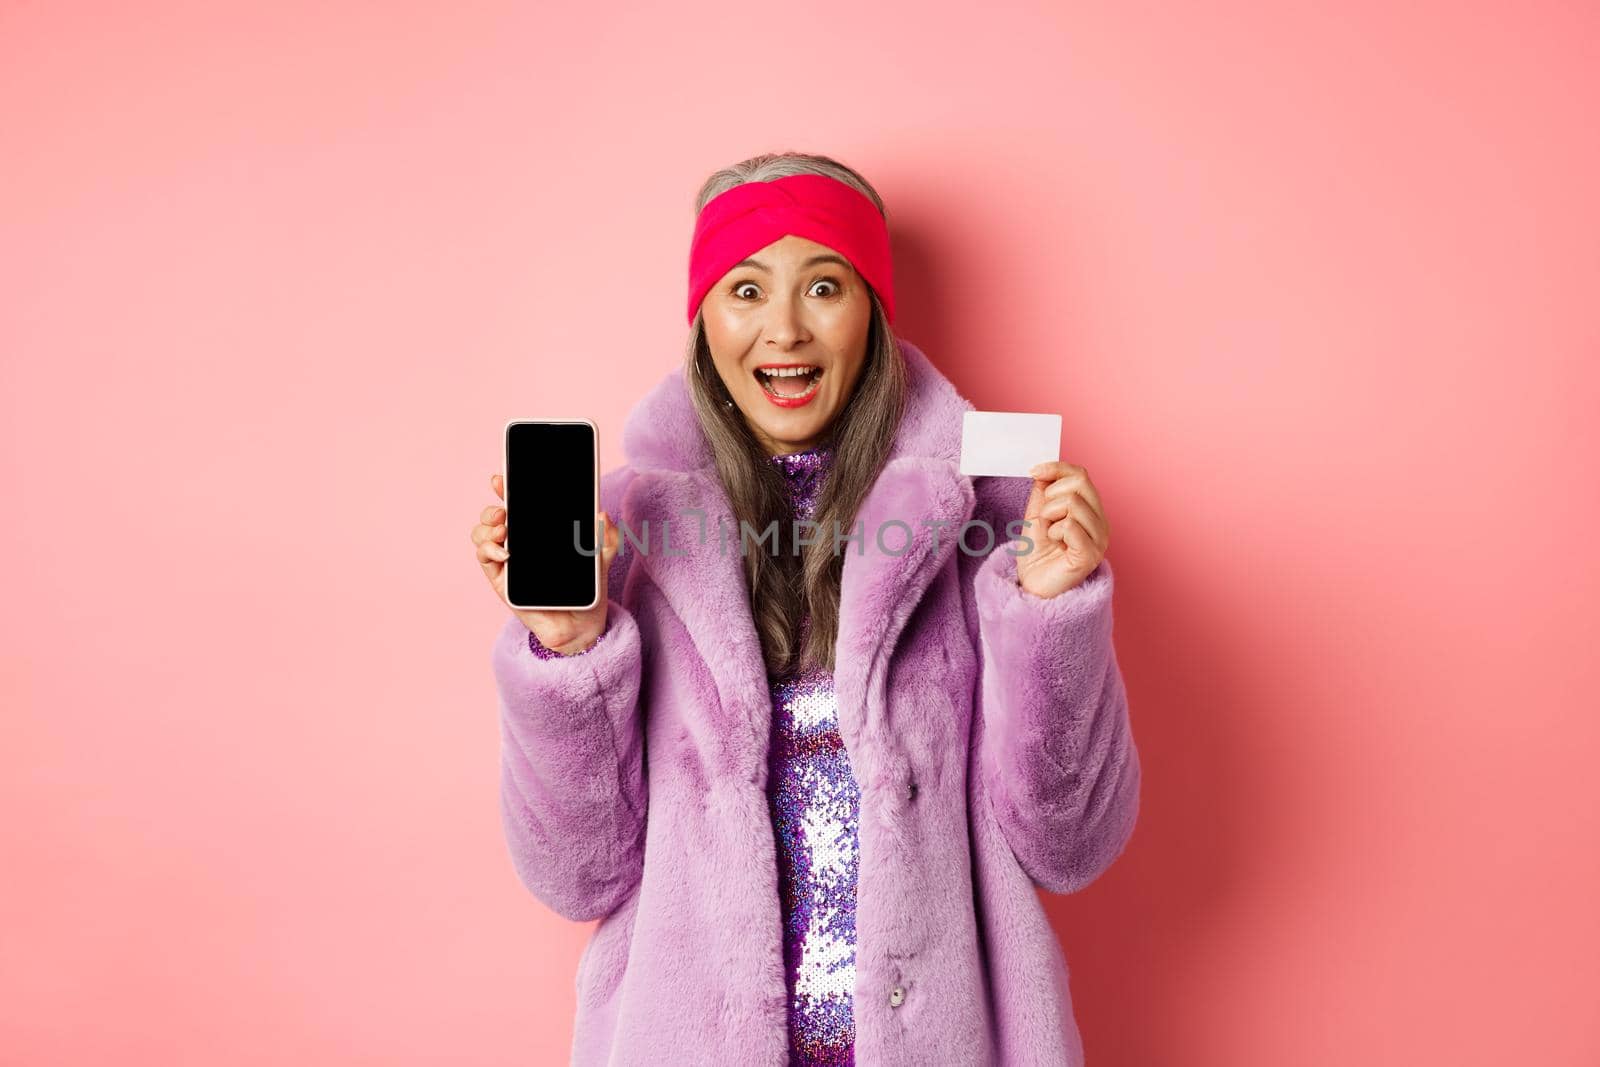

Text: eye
xmin=732 ymin=282 xmax=760 ymax=300
xmin=810 ymin=278 xmax=840 ymax=297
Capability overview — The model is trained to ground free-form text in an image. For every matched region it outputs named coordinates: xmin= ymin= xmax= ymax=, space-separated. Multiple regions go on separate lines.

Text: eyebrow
xmin=732 ymin=253 xmax=852 ymax=273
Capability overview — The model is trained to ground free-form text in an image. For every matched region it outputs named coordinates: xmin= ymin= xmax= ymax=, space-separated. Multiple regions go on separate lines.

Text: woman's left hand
xmin=1012 ymin=461 xmax=1111 ymax=599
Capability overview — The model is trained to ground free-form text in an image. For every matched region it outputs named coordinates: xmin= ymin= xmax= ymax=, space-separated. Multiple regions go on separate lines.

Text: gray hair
xmin=683 ymin=151 xmax=905 ymax=679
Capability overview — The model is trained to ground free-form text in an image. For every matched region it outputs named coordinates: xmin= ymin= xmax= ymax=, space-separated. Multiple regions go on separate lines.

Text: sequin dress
xmin=766 ymin=444 xmax=859 ymax=1066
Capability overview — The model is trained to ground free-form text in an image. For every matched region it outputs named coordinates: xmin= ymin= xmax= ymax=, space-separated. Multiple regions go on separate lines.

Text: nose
xmin=763 ymin=289 xmax=810 ymax=349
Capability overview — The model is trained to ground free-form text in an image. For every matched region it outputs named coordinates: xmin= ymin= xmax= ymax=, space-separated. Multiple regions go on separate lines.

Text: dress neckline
xmin=769 ymin=444 xmax=834 ymax=519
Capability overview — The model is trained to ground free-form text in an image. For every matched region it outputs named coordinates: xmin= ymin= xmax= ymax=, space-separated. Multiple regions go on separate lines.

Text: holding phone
xmin=502 ymin=419 xmax=600 ymax=611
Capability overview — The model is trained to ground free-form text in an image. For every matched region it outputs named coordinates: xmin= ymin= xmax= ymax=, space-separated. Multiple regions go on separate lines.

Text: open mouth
xmin=754 ymin=364 xmax=824 ymax=401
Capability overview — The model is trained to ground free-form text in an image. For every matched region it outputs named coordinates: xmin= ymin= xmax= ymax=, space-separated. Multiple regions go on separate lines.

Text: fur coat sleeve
xmin=490 ymin=466 xmax=648 ymax=922
xmin=962 ymin=474 xmax=1142 ymax=895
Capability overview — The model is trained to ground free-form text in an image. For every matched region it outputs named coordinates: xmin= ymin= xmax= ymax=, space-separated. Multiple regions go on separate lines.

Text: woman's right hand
xmin=474 ymin=473 xmax=619 ymax=655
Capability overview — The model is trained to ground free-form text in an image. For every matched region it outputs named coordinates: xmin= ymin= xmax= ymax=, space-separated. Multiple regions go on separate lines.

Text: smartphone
xmin=502 ymin=418 xmax=600 ymax=611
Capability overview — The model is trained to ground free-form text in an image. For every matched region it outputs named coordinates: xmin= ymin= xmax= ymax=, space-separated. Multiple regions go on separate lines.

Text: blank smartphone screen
xmin=505 ymin=421 xmax=598 ymax=610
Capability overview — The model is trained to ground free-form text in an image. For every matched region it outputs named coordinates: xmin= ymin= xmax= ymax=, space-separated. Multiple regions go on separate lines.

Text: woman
xmin=471 ymin=152 xmax=1140 ymax=1066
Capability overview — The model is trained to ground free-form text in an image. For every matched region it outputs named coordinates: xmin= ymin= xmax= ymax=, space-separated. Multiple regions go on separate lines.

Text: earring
xmin=724 ymin=398 xmax=735 ymax=408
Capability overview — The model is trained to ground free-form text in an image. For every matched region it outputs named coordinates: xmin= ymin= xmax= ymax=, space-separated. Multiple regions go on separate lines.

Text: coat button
xmin=889 ymin=985 xmax=905 ymax=1007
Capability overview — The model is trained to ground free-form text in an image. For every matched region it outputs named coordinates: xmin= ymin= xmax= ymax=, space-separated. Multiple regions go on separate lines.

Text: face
xmin=700 ymin=234 xmax=874 ymax=455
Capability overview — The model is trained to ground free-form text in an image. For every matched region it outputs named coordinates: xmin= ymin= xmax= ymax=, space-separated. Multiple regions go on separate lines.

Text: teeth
xmin=756 ymin=364 xmax=822 ymax=400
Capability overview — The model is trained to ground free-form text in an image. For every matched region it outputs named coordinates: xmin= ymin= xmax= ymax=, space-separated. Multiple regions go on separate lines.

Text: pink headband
xmin=686 ymin=173 xmax=895 ymax=326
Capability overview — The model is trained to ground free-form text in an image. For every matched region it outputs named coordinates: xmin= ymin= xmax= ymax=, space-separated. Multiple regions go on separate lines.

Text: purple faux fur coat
xmin=491 ymin=338 xmax=1141 ymax=1065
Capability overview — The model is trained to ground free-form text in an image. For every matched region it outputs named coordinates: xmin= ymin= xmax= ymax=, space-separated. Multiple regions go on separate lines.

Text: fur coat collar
xmin=615 ymin=337 xmax=980 ymax=793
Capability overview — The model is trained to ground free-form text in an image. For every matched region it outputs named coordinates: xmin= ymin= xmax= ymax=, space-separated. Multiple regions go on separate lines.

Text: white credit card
xmin=959 ymin=411 xmax=1062 ymax=477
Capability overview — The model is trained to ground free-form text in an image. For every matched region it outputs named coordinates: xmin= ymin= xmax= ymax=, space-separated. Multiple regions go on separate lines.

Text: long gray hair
xmin=683 ymin=151 xmax=906 ymax=679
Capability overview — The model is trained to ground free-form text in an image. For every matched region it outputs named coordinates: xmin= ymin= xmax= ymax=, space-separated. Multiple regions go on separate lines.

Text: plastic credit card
xmin=958 ymin=411 xmax=1062 ymax=478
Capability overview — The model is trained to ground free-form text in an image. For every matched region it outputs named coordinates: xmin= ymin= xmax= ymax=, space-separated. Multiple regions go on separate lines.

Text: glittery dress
xmin=766 ymin=444 xmax=859 ymax=1066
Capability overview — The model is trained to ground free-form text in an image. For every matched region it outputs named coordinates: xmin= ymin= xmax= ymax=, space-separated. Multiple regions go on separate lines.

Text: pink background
xmin=3 ymin=2 xmax=1596 ymax=1064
